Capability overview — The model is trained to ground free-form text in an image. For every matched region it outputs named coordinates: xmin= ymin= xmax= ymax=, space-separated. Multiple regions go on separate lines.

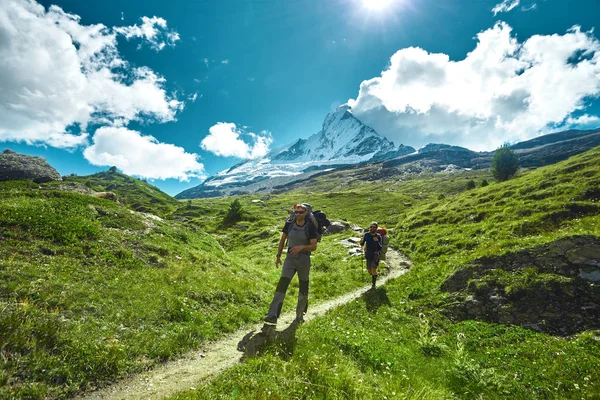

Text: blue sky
xmin=1 ymin=0 xmax=599 ymax=196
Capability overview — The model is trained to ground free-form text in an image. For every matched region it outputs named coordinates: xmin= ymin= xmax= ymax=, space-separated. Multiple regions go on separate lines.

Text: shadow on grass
xmin=362 ymin=286 xmax=391 ymax=314
xmin=237 ymin=321 xmax=300 ymax=361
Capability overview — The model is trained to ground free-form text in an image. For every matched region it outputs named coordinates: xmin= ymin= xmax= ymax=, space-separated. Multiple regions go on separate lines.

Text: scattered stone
xmin=94 ymin=192 xmax=118 ymax=202
xmin=351 ymin=224 xmax=363 ymax=233
xmin=442 ymin=235 xmax=600 ymax=336
xmin=580 ymin=270 xmax=600 ymax=282
xmin=338 ymin=239 xmax=360 ymax=248
xmin=348 ymin=248 xmax=363 ymax=257
xmin=325 ymin=221 xmax=347 ymax=234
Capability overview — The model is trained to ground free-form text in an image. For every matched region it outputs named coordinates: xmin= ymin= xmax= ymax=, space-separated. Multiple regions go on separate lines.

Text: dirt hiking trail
xmin=79 ymin=249 xmax=412 ymax=400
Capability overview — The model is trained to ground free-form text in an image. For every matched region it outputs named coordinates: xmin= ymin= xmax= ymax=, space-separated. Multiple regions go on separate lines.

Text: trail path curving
xmin=78 ymin=249 xmax=412 ymax=400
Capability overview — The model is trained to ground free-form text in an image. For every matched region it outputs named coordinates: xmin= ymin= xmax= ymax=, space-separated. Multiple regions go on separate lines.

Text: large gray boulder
xmin=0 ymin=149 xmax=62 ymax=183
xmin=325 ymin=221 xmax=347 ymax=234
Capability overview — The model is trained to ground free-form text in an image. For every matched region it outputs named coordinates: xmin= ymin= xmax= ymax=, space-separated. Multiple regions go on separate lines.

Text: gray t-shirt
xmin=283 ymin=221 xmax=318 ymax=250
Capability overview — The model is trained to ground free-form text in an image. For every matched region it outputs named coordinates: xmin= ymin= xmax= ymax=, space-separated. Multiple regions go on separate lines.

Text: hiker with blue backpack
xmin=264 ymin=203 xmax=329 ymax=325
xmin=361 ymin=222 xmax=383 ymax=288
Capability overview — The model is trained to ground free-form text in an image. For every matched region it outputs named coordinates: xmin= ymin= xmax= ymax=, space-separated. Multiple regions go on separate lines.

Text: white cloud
xmin=114 ymin=16 xmax=179 ymax=51
xmin=492 ymin=0 xmax=520 ymax=15
xmin=521 ymin=3 xmax=537 ymax=11
xmin=348 ymin=22 xmax=600 ymax=151
xmin=188 ymin=92 xmax=199 ymax=102
xmin=221 ymin=59 xmax=230 ymax=64
xmin=565 ymin=114 xmax=600 ymax=127
xmin=200 ymin=123 xmax=273 ymax=159
xmin=0 ymin=0 xmax=182 ymax=149
xmin=83 ymin=127 xmax=206 ymax=181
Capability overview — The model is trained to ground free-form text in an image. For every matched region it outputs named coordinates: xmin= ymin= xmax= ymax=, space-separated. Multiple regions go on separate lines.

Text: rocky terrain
xmin=0 ymin=149 xmax=62 ymax=183
xmin=442 ymin=235 xmax=600 ymax=336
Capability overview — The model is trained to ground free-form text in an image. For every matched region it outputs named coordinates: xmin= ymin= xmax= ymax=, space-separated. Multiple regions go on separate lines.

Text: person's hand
xmin=289 ymin=245 xmax=305 ymax=255
xmin=276 ymin=255 xmax=282 ymax=267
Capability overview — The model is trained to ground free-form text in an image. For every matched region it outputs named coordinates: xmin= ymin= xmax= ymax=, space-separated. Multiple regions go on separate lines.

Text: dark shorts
xmin=365 ymin=252 xmax=379 ymax=269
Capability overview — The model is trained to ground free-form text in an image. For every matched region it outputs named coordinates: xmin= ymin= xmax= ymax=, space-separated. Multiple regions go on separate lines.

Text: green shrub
xmin=223 ymin=199 xmax=244 ymax=225
xmin=491 ymin=145 xmax=519 ymax=181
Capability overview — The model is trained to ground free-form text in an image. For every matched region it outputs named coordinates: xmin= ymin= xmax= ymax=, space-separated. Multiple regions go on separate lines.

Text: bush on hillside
xmin=466 ymin=180 xmax=476 ymax=190
xmin=491 ymin=145 xmax=519 ymax=181
xmin=481 ymin=179 xmax=489 ymax=187
xmin=223 ymin=199 xmax=244 ymax=225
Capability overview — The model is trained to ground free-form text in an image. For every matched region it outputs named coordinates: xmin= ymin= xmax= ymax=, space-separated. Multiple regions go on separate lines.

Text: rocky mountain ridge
xmin=177 ymin=122 xmax=600 ymax=199
xmin=176 ymin=106 xmax=414 ymax=199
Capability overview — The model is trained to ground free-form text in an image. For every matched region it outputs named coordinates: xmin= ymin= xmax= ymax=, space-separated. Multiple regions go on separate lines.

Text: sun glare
xmin=362 ymin=0 xmax=394 ymax=10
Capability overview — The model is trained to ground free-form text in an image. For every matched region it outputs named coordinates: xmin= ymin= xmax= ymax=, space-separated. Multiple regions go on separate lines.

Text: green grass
xmin=170 ymin=147 xmax=600 ymax=399
xmin=0 ymin=181 xmax=382 ymax=398
xmin=1 ymin=147 xmax=599 ymax=399
xmin=54 ymin=171 xmax=180 ymax=217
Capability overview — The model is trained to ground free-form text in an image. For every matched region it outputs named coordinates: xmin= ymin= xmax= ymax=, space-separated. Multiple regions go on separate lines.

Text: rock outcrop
xmin=442 ymin=235 xmax=600 ymax=336
xmin=0 ymin=149 xmax=62 ymax=183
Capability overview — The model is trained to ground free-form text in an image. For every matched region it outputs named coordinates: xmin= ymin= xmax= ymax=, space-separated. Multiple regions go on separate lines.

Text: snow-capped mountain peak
xmin=177 ymin=105 xmax=415 ymax=197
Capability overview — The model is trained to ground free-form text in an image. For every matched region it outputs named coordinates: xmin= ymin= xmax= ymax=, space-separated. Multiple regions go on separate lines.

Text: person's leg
xmin=295 ymin=254 xmax=310 ymax=322
xmin=265 ymin=258 xmax=297 ymax=323
xmin=372 ymin=253 xmax=380 ymax=287
xmin=366 ymin=257 xmax=377 ymax=287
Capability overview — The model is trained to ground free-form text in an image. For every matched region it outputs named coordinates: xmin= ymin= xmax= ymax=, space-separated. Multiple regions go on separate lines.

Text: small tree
xmin=491 ymin=145 xmax=519 ymax=181
xmin=224 ymin=199 xmax=244 ymax=224
xmin=466 ymin=180 xmax=476 ymax=190
xmin=480 ymin=179 xmax=489 ymax=187
xmin=108 ymin=166 xmax=117 ymax=173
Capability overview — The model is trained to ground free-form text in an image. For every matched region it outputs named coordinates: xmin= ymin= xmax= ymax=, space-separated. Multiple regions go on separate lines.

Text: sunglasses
xmin=294 ymin=210 xmax=306 ymax=214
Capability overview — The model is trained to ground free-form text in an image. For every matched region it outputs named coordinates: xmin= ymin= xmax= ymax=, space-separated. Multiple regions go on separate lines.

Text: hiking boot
xmin=293 ymin=315 xmax=305 ymax=324
xmin=264 ymin=315 xmax=277 ymax=325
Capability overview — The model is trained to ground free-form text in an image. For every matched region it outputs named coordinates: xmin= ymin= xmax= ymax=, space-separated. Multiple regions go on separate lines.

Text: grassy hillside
xmin=170 ymin=147 xmax=600 ymax=399
xmin=56 ymin=171 xmax=180 ymax=217
xmin=0 ymin=179 xmax=390 ymax=398
xmin=1 ymin=147 xmax=599 ymax=399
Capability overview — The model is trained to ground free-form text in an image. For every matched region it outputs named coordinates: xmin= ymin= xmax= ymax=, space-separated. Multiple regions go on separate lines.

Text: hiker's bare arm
xmin=276 ymin=233 xmax=287 ymax=266
xmin=289 ymin=238 xmax=317 ymax=255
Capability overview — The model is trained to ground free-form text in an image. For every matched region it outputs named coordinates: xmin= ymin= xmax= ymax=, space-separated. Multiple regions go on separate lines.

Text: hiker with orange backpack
xmin=360 ymin=222 xmax=383 ymax=288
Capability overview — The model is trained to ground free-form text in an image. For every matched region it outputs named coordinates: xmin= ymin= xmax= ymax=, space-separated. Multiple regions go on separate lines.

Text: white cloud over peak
xmin=114 ymin=16 xmax=180 ymax=51
xmin=84 ymin=127 xmax=206 ymax=181
xmin=348 ymin=22 xmax=600 ymax=151
xmin=492 ymin=0 xmax=520 ymax=15
xmin=0 ymin=0 xmax=182 ymax=149
xmin=201 ymin=123 xmax=273 ymax=159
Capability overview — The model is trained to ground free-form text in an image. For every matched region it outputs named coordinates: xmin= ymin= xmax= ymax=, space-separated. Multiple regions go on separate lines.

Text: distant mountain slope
xmin=176 ymin=106 xmax=414 ymax=199
xmin=177 ymin=104 xmax=600 ymax=199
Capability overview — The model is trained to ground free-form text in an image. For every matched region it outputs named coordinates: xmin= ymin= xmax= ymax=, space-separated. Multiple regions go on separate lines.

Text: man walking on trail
xmin=265 ymin=203 xmax=318 ymax=325
xmin=361 ymin=222 xmax=382 ymax=288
